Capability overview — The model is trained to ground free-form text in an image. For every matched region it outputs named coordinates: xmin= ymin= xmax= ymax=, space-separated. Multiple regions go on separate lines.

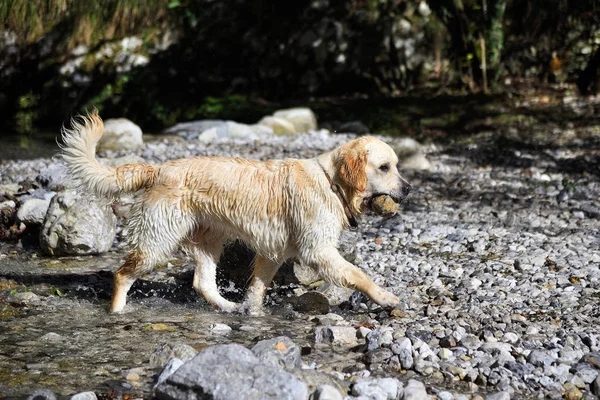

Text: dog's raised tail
xmin=59 ymin=110 xmax=155 ymax=198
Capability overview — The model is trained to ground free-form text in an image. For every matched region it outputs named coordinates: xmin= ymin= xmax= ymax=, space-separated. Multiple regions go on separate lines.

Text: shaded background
xmin=0 ymin=0 xmax=599 ymax=137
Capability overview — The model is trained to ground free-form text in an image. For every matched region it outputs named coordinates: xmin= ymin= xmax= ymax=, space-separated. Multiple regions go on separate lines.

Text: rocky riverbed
xmin=1 ymin=109 xmax=600 ymax=400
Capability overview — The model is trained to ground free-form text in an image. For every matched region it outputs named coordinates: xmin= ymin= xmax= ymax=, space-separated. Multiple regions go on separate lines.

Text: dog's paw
xmin=237 ymin=302 xmax=266 ymax=316
xmin=372 ymin=289 xmax=400 ymax=308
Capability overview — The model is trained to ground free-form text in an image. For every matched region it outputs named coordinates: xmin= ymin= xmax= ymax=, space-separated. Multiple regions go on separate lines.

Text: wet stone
xmin=153 ymin=358 xmax=184 ymax=390
xmin=69 ymin=392 xmax=97 ymax=400
xmin=592 ymin=375 xmax=600 ymax=396
xmin=149 ymin=343 xmax=198 ymax=368
xmin=210 ymin=322 xmax=232 ymax=334
xmin=26 ymin=389 xmax=57 ymax=400
xmin=363 ymin=348 xmax=394 ymax=365
xmin=314 ymin=326 xmax=357 ymax=346
xmin=563 ymin=382 xmax=583 ymax=400
xmin=391 ymin=337 xmax=413 ymax=370
xmin=155 ymin=344 xmax=308 ymax=400
xmin=251 ymin=336 xmax=301 ymax=370
xmin=527 ymin=349 xmax=556 ymax=367
xmin=439 ymin=335 xmax=457 ymax=348
xmin=366 ymin=328 xmax=393 ymax=351
xmin=291 ymin=368 xmax=348 ymax=395
xmin=437 ymin=391 xmax=454 ymax=400
xmin=287 ymin=291 xmax=330 ymax=314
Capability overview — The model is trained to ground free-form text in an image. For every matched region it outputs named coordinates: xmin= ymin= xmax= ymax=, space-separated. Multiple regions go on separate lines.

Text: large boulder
xmin=97 ymin=118 xmax=144 ymax=152
xmin=154 ymin=343 xmax=308 ymax=400
xmin=40 ymin=190 xmax=117 ymax=255
xmin=273 ymin=108 xmax=318 ymax=133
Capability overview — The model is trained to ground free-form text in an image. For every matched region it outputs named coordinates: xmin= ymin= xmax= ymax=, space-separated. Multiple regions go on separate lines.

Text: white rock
xmin=437 ymin=391 xmax=454 ymax=400
xmin=357 ymin=326 xmax=372 ymax=339
xmin=402 ymin=379 xmax=428 ymax=400
xmin=352 ymin=378 xmax=401 ymax=400
xmin=273 ymin=108 xmax=317 ymax=133
xmin=210 ymin=323 xmax=232 ymax=334
xmin=17 ymin=198 xmax=52 ymax=225
xmin=418 ymin=1 xmax=432 ymax=17
xmin=98 ymin=118 xmax=143 ymax=152
xmin=70 ymin=392 xmax=97 ymax=400
xmin=314 ymin=326 xmax=357 ymax=346
xmin=0 ymin=200 xmax=16 ymax=209
xmin=393 ymin=138 xmax=431 ymax=170
xmin=469 ymin=278 xmax=483 ymax=290
xmin=439 ymin=348 xmax=453 ymax=359
xmin=37 ymin=164 xmax=71 ymax=190
xmin=257 ymin=116 xmax=297 ymax=135
xmin=486 ymin=392 xmax=511 ymax=400
xmin=198 ymin=121 xmax=272 ymax=143
xmin=39 ymin=332 xmax=65 ymax=343
xmin=312 ymin=384 xmax=343 ymax=400
xmin=164 ymin=120 xmax=225 ymax=140
xmin=503 ymin=332 xmax=519 ymax=343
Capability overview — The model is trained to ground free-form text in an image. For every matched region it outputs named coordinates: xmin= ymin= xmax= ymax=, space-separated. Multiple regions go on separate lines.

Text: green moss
xmin=490 ymin=113 xmax=538 ymax=127
xmin=82 ymin=75 xmax=129 ymax=114
xmin=0 ymin=301 xmax=23 ymax=319
xmin=0 ymin=368 xmax=31 ymax=386
xmin=420 ymin=114 xmax=461 ymax=129
xmin=41 ymin=258 xmax=93 ymax=268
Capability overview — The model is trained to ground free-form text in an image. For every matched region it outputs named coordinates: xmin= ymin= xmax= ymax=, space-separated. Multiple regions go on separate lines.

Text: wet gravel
xmin=1 ymin=127 xmax=600 ymax=399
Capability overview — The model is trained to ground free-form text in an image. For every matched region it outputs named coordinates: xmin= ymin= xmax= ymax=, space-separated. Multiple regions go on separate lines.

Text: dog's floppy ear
xmin=335 ymin=145 xmax=368 ymax=193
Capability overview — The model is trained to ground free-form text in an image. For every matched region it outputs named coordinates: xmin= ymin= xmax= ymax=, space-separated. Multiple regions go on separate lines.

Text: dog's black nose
xmin=402 ymin=184 xmax=412 ymax=197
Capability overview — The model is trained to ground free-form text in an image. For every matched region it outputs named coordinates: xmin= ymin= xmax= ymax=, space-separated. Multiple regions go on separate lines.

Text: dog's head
xmin=333 ymin=136 xmax=411 ymax=214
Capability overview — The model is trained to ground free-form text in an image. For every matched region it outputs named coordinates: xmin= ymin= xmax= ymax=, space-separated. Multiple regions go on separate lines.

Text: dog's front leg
xmin=305 ymin=248 xmax=400 ymax=308
xmin=242 ymin=256 xmax=281 ymax=315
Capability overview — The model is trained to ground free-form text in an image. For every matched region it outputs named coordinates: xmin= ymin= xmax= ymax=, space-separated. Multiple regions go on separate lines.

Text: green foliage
xmin=428 ymin=0 xmax=509 ymax=91
xmin=15 ymin=92 xmax=40 ymax=135
xmin=192 ymin=95 xmax=250 ymax=120
xmin=82 ymin=75 xmax=130 ymax=114
xmin=0 ymin=0 xmax=171 ymax=46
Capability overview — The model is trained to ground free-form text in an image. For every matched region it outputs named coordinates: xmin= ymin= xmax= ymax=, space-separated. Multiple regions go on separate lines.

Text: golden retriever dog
xmin=60 ymin=112 xmax=411 ymax=314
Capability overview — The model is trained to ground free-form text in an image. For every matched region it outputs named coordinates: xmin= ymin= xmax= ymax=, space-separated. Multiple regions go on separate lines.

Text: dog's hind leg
xmin=111 ymin=198 xmax=196 ymax=313
xmin=243 ymin=256 xmax=281 ymax=315
xmin=111 ymin=251 xmax=151 ymax=313
xmin=186 ymin=233 xmax=238 ymax=312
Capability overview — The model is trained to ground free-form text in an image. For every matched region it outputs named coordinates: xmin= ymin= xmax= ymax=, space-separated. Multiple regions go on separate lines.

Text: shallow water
xmin=0 ymin=249 xmax=364 ymax=399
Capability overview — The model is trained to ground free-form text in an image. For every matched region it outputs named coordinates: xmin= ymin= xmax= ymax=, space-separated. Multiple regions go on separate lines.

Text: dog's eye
xmin=379 ymin=163 xmax=390 ymax=172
